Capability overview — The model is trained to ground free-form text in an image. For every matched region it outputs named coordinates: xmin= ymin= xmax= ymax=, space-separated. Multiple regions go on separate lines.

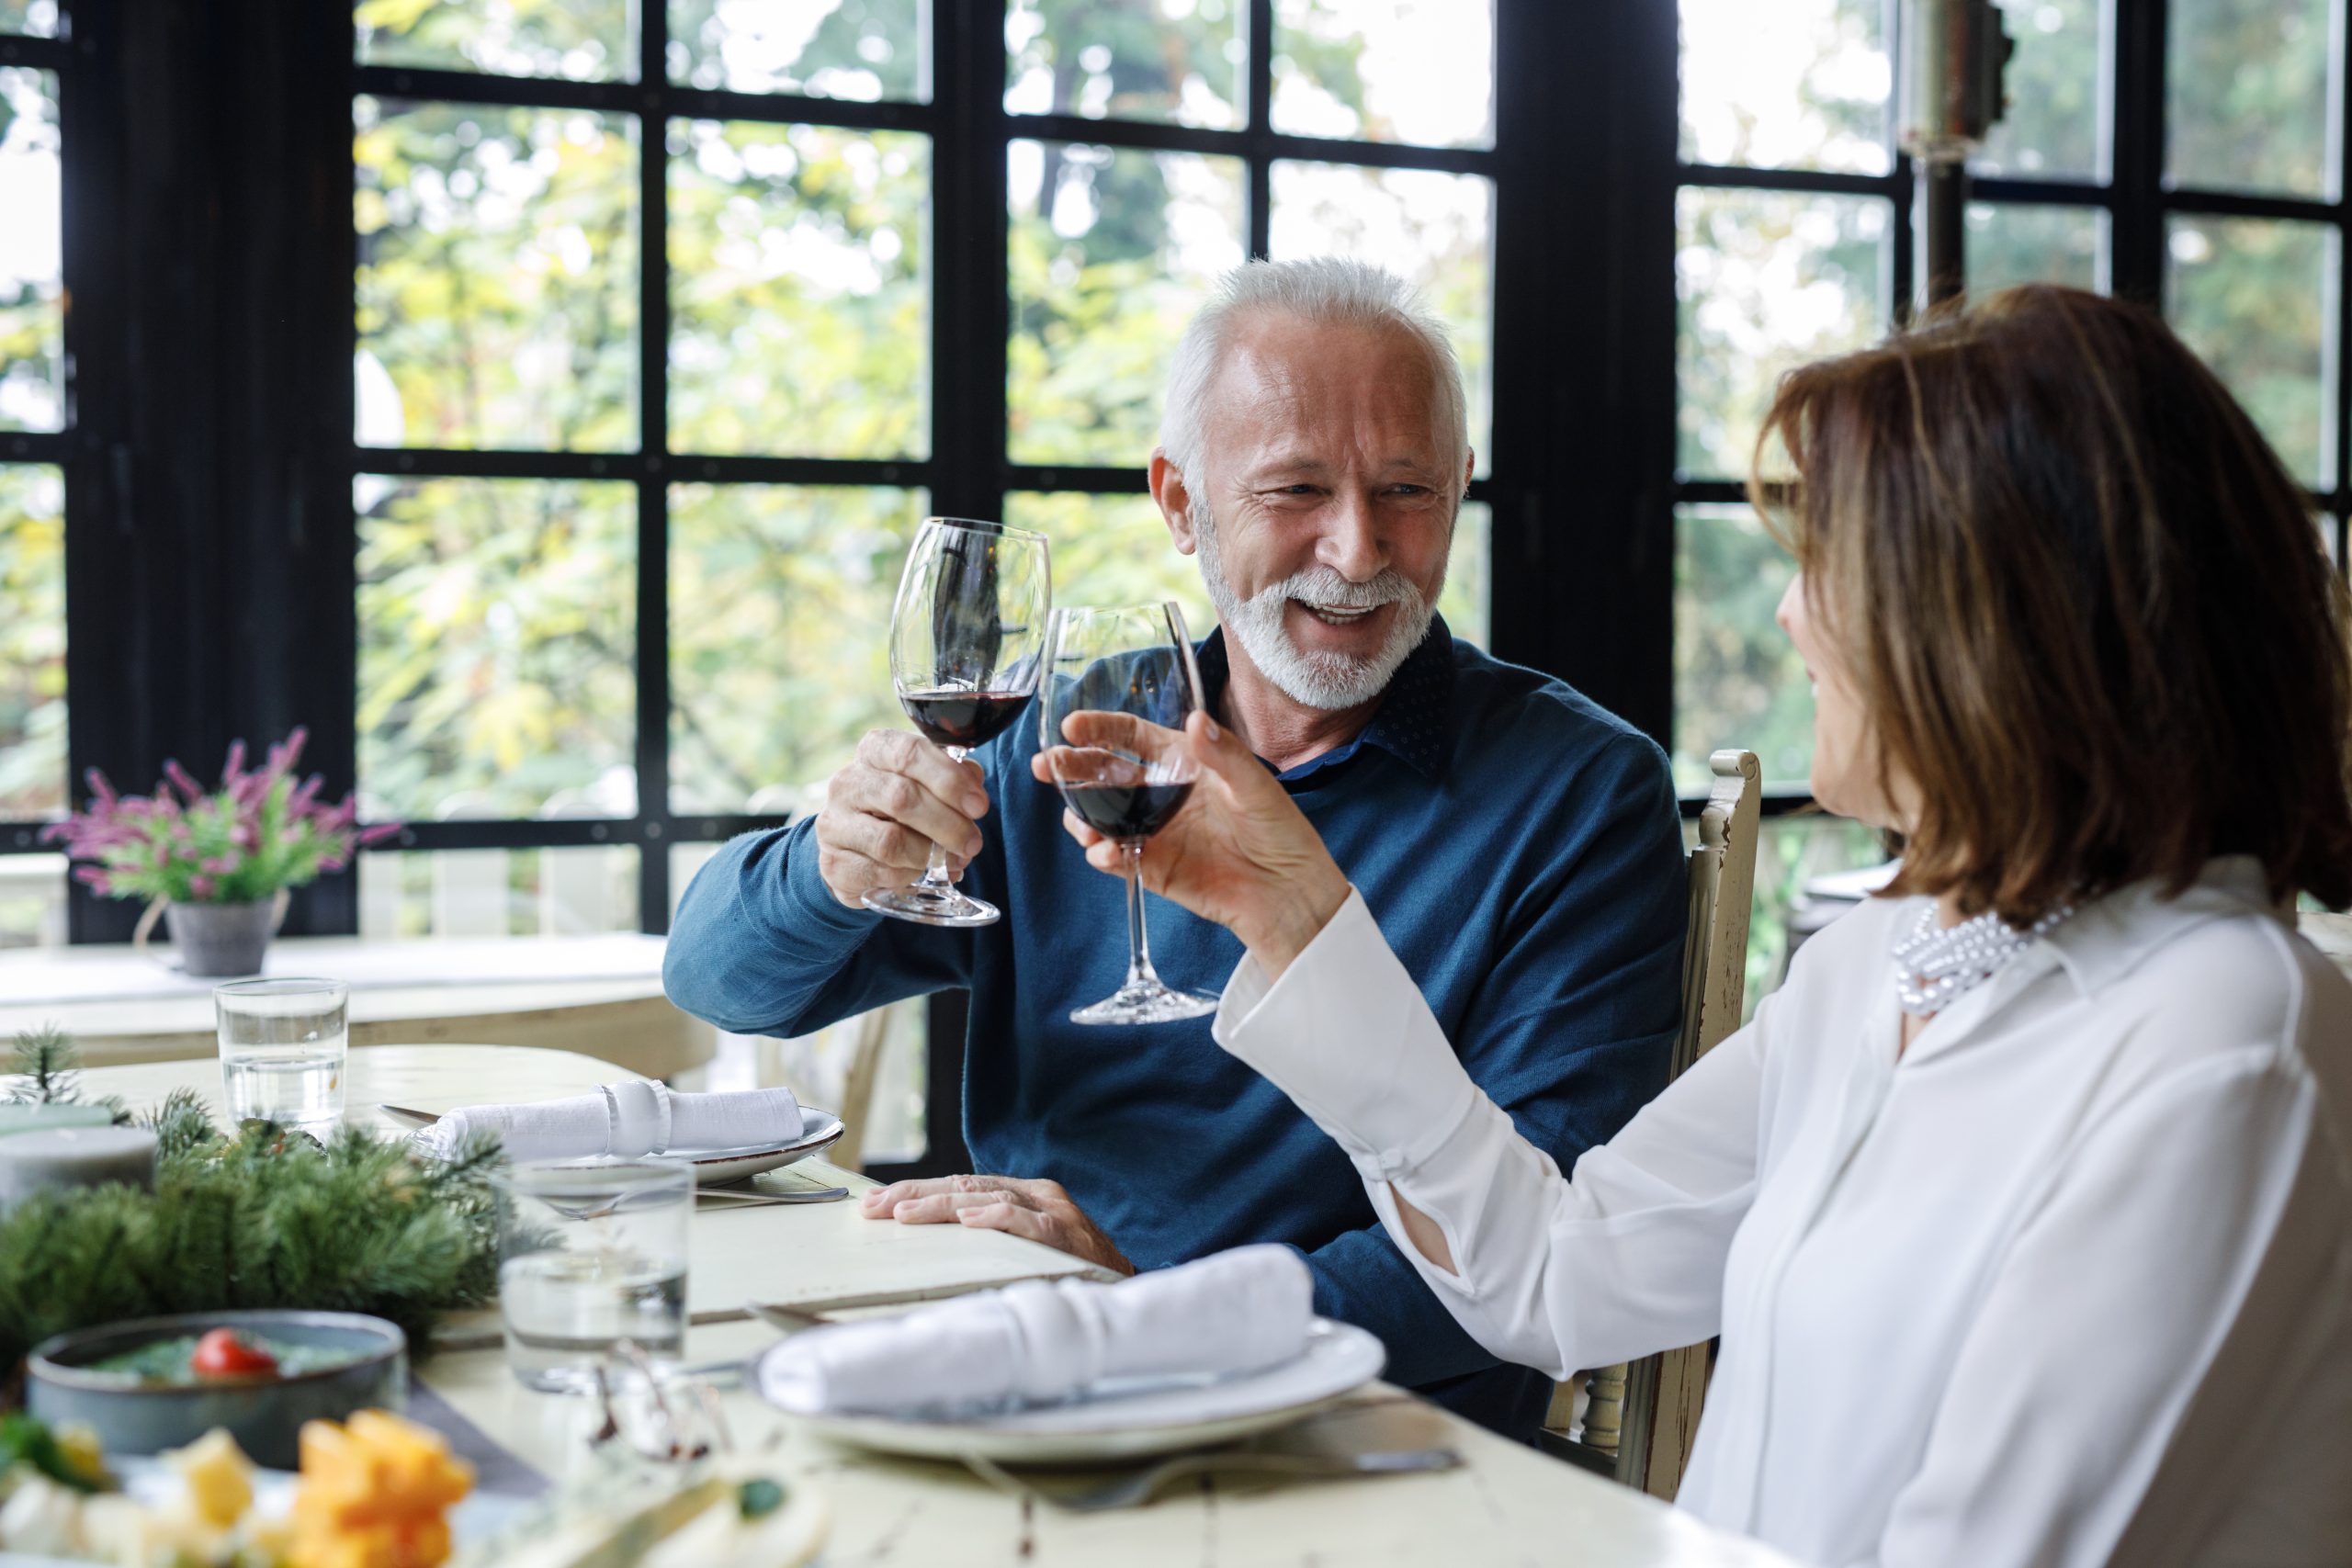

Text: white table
xmin=76 ymin=1045 xmax=1795 ymax=1568
xmin=0 ymin=933 xmax=713 ymax=1078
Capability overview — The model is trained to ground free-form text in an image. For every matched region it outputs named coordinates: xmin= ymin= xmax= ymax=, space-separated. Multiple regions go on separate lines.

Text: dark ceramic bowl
xmin=26 ymin=1310 xmax=407 ymax=1470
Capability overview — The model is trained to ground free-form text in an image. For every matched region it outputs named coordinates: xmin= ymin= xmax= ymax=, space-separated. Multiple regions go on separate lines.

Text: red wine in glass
xmin=1039 ymin=602 xmax=1219 ymax=1024
xmin=898 ymin=689 xmax=1033 ymax=751
xmin=863 ymin=518 xmax=1052 ymax=928
xmin=1056 ymin=780 xmax=1195 ymax=840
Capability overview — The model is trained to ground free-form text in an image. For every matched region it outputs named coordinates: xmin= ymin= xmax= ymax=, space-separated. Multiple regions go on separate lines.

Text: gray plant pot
xmin=167 ymin=898 xmax=275 ymax=977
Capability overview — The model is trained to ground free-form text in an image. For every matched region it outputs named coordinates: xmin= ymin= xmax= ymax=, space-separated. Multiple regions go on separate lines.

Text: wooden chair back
xmin=1544 ymin=749 xmax=1761 ymax=1498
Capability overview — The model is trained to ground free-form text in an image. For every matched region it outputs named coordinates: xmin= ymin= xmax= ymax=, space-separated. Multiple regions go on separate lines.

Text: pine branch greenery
xmin=0 ymin=1032 xmax=503 ymax=1371
xmin=6 ymin=1026 xmax=129 ymax=1124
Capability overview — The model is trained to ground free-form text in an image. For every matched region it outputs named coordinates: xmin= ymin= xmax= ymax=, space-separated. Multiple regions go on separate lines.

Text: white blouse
xmin=1213 ymin=857 xmax=2352 ymax=1567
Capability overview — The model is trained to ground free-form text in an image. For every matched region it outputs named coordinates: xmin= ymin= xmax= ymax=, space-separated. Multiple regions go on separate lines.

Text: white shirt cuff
xmin=1209 ymin=887 xmax=1483 ymax=1181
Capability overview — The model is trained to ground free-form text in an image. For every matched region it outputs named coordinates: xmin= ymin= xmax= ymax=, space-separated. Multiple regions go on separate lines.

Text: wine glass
xmin=1039 ymin=602 xmax=1219 ymax=1024
xmin=863 ymin=517 xmax=1052 ymax=927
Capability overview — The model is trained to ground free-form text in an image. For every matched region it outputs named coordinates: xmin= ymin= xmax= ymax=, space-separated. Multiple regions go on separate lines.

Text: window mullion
xmin=636 ymin=5 xmax=672 ymax=932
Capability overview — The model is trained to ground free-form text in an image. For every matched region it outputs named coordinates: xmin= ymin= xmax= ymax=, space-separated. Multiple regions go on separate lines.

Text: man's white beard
xmin=1193 ymin=502 xmax=1442 ymax=711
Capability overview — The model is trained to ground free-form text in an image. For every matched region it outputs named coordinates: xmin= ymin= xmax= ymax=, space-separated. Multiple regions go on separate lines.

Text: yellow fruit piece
xmin=164 ymin=1427 xmax=254 ymax=1528
xmin=288 ymin=1410 xmax=471 ymax=1568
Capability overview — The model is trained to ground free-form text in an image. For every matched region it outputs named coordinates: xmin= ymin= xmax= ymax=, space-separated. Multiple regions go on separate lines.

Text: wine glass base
xmin=862 ymin=884 xmax=1001 ymax=927
xmin=1069 ymin=981 xmax=1221 ymax=1026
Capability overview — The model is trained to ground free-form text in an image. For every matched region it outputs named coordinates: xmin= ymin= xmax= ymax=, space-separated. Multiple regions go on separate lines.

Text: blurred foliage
xmin=1006 ymin=0 xmax=1243 ymax=128
xmin=1974 ymin=0 xmax=2104 ymax=178
xmin=1675 ymin=503 xmax=1809 ymax=794
xmin=667 ymin=484 xmax=926 ymax=814
xmin=0 ymin=68 xmax=61 ymax=435
xmin=1677 ymin=186 xmax=1888 ymax=481
xmin=671 ymin=0 xmax=924 ymax=99
xmin=1679 ymin=0 xmax=1888 ymax=175
xmin=1965 ymin=202 xmax=2107 ymax=294
xmin=356 ymin=97 xmax=641 ymax=451
xmin=2169 ymin=0 xmax=2336 ymax=197
xmin=356 ymin=477 xmax=638 ymax=818
xmin=0 ymin=465 xmax=62 ymax=818
xmin=1008 ymin=141 xmax=1246 ymax=464
xmin=1272 ymin=0 xmax=1489 ymax=149
xmin=356 ymin=0 xmax=633 ymax=79
xmin=668 ymin=119 xmax=929 ymax=457
xmin=2168 ymin=215 xmax=2334 ymax=487
xmin=0 ymin=3 xmax=57 ymax=39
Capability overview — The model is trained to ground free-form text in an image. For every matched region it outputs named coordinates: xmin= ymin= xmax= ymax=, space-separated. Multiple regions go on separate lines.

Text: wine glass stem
xmin=916 ymin=745 xmax=967 ymax=892
xmin=1121 ymin=838 xmax=1160 ymax=988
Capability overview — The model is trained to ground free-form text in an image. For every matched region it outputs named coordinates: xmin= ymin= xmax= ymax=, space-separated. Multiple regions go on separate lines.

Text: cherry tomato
xmin=189 ymin=1327 xmax=278 ymax=1378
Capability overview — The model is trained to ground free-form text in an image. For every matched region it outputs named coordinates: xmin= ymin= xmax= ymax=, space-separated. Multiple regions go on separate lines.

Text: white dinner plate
xmin=379 ymin=1103 xmax=845 ymax=1188
xmin=682 ymin=1110 xmax=845 ymax=1187
xmin=761 ymin=1317 xmax=1386 ymax=1465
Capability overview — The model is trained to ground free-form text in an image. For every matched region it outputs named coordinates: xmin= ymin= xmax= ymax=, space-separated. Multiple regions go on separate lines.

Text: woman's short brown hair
xmin=1754 ymin=284 xmax=2352 ymax=921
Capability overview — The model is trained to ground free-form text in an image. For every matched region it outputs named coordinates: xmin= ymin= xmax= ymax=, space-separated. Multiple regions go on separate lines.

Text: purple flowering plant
xmin=42 ymin=728 xmax=401 ymax=905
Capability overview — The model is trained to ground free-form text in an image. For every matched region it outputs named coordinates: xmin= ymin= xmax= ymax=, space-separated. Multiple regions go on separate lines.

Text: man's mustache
xmin=1250 ymin=570 xmax=1422 ymax=613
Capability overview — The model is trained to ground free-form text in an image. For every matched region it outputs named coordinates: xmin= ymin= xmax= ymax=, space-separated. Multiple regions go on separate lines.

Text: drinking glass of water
xmin=212 ymin=977 xmax=349 ymax=1138
xmin=492 ymin=1158 xmax=693 ymax=1393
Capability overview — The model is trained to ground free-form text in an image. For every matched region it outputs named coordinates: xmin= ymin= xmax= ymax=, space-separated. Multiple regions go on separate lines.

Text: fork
xmin=957 ymin=1446 xmax=1462 ymax=1514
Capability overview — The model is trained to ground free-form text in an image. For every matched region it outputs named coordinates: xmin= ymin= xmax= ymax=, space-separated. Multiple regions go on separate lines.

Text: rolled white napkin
xmin=758 ymin=1245 xmax=1316 ymax=1417
xmin=412 ymin=1080 xmax=803 ymax=1163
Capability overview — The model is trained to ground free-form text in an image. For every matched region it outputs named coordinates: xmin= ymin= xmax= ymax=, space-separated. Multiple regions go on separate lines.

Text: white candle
xmin=0 ymin=1125 xmax=160 ymax=1208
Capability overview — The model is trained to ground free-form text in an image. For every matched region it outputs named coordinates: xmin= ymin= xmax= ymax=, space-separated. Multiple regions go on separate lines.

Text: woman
xmin=1035 ymin=287 xmax=2352 ymax=1565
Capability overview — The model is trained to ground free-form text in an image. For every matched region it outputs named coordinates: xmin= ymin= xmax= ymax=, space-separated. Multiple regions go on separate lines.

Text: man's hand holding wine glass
xmin=812 ymin=727 xmax=990 ymax=911
xmin=1033 ymin=708 xmax=1351 ymax=983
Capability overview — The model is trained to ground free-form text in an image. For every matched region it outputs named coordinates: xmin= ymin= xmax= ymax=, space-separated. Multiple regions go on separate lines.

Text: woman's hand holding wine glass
xmin=1033 ymin=686 xmax=1352 ymax=987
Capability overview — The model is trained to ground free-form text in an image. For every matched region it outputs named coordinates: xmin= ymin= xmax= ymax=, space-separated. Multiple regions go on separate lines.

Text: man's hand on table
xmin=861 ymin=1174 xmax=1136 ymax=1276
xmin=814 ymin=728 xmax=991 ymax=908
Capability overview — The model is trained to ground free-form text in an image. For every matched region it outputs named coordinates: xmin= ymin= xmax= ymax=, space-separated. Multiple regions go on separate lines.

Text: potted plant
xmin=42 ymin=729 xmax=401 ymax=976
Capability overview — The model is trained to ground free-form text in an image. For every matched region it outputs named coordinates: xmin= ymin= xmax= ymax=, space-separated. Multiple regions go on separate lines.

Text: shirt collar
xmin=1195 ymin=616 xmax=1455 ymax=781
xmin=2036 ymin=854 xmax=2288 ymax=1000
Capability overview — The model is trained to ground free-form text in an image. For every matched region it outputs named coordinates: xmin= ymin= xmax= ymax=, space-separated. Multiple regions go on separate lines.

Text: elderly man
xmin=663 ymin=258 xmax=1686 ymax=1439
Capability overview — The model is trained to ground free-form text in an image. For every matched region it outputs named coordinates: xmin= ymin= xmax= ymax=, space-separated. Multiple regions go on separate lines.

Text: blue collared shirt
xmin=664 ymin=620 xmax=1688 ymax=1439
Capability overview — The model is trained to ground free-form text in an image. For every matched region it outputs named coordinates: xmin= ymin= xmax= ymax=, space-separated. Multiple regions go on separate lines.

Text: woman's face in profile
xmin=1777 ymin=570 xmax=1908 ymax=831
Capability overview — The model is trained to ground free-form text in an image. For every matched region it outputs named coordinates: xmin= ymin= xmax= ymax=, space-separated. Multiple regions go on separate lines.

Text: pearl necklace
xmin=1889 ymin=901 xmax=2073 ymax=1016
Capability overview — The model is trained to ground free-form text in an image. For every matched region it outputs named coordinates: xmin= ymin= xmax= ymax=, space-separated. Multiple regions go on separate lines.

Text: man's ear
xmin=1461 ymin=449 xmax=1476 ymax=494
xmin=1149 ymin=449 xmax=1198 ymax=557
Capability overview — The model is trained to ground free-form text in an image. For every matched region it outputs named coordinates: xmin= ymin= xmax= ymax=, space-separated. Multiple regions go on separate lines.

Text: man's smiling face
xmin=1177 ymin=312 xmax=1465 ymax=711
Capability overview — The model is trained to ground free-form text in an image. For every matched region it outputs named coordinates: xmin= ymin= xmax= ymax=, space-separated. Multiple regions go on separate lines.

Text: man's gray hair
xmin=1159 ymin=257 xmax=1468 ymax=492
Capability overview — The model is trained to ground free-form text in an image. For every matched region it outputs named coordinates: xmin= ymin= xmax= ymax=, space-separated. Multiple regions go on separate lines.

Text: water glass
xmin=212 ymin=977 xmax=349 ymax=1137
xmin=492 ymin=1158 xmax=694 ymax=1393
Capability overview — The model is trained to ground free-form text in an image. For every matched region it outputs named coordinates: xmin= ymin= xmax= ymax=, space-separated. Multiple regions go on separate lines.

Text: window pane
xmin=668 ymin=484 xmax=926 ymax=814
xmin=356 ymin=846 xmax=641 ymax=939
xmin=1272 ymin=0 xmax=1492 ymax=148
xmin=668 ymin=121 xmax=929 ymax=459
xmin=2167 ymin=0 xmax=2341 ymax=197
xmin=1008 ymin=141 xmax=1245 ymax=466
xmin=1675 ymin=502 xmax=1809 ymax=794
xmin=1972 ymin=0 xmax=2107 ymax=178
xmin=1003 ymin=490 xmax=1215 ymax=643
xmin=1962 ymin=202 xmax=2108 ymax=293
xmin=0 ymin=853 xmax=64 ymax=948
xmin=0 ymin=464 xmax=63 ymax=818
xmin=1677 ymin=187 xmax=1891 ymax=480
xmin=670 ymin=0 xmax=927 ymax=101
xmin=1679 ymin=0 xmax=1891 ymax=175
xmin=2166 ymin=214 xmax=2338 ymax=487
xmin=1440 ymin=497 xmax=1488 ymax=651
xmin=1270 ymin=161 xmax=1494 ymax=473
xmin=1006 ymin=0 xmax=1242 ymax=130
xmin=357 ymin=476 xmax=638 ymax=820
xmin=356 ymin=98 xmax=639 ymax=453
xmin=356 ymin=0 xmax=635 ymax=81
xmin=0 ymin=69 xmax=62 ymax=434
xmin=0 ymin=4 xmax=60 ymax=38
